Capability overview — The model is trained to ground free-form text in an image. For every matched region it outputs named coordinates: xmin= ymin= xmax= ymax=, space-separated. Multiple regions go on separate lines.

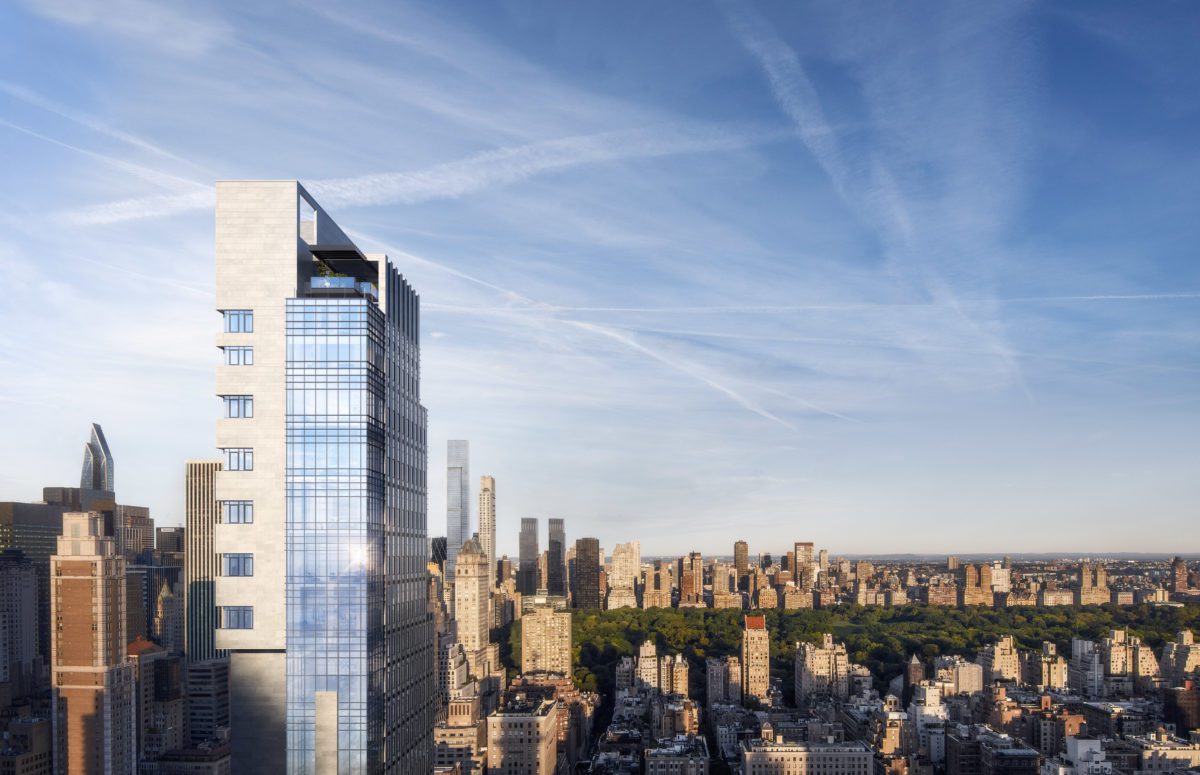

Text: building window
xmin=221 ymin=448 xmax=253 ymax=471
xmin=218 ymin=606 xmax=253 ymax=629
xmin=221 ymin=500 xmax=253 ymax=524
xmin=222 ymin=309 xmax=254 ymax=333
xmin=221 ymin=395 xmax=254 ymax=418
xmin=222 ymin=553 xmax=254 ymax=576
xmin=222 ymin=346 xmax=254 ymax=366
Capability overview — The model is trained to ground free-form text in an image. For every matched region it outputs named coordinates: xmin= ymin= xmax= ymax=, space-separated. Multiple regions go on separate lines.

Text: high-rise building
xmin=706 ymin=656 xmax=742 ymax=707
xmin=742 ymin=740 xmax=873 ymax=775
xmin=959 ymin=564 xmax=994 ymax=607
xmin=547 ymin=518 xmax=567 ymax=598
xmin=486 ymin=694 xmax=559 ymax=775
xmin=519 ymin=518 xmax=540 ymax=596
xmin=213 ymin=181 xmax=433 ymax=773
xmin=796 ymin=634 xmax=855 ymax=708
xmin=679 ymin=552 xmax=704 ymax=605
xmin=1171 ymin=557 xmax=1190 ymax=594
xmin=446 ymin=440 xmax=470 ymax=581
xmin=184 ymin=460 xmax=222 ymax=663
xmin=609 ymin=541 xmax=641 ymax=586
xmin=521 ymin=606 xmax=572 ymax=675
xmin=0 ymin=502 xmax=65 ymax=674
xmin=81 ymin=422 xmax=115 ymax=494
xmin=478 ymin=476 xmax=496 ymax=585
xmin=978 ymin=635 xmax=1021 ymax=684
xmin=51 ymin=511 xmax=136 ymax=775
xmin=186 ymin=657 xmax=231 ymax=746
xmin=455 ymin=538 xmax=492 ymax=677
xmin=0 ymin=550 xmax=39 ymax=700
xmin=156 ymin=526 xmax=185 ymax=554
xmin=572 ymin=538 xmax=602 ymax=610
xmin=734 ymin=541 xmax=749 ymax=587
xmin=1076 ymin=561 xmax=1110 ymax=606
xmin=741 ymin=615 xmax=771 ymax=706
xmin=117 ymin=504 xmax=155 ymax=562
xmin=154 ymin=580 xmax=183 ymax=655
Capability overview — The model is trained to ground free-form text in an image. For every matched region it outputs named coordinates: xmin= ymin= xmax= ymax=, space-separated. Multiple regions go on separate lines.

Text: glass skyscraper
xmin=214 ymin=182 xmax=433 ymax=774
xmin=445 ymin=440 xmax=469 ymax=581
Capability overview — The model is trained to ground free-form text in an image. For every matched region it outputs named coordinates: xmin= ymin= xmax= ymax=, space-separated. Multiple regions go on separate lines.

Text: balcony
xmin=306 ymin=276 xmax=378 ymax=301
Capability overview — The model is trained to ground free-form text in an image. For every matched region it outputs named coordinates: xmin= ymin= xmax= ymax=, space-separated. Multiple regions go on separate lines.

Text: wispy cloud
xmin=17 ymin=0 xmax=232 ymax=56
xmin=69 ymin=122 xmax=785 ymax=225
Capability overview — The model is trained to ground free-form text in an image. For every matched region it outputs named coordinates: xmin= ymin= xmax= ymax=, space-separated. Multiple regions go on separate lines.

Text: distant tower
xmin=1169 ymin=556 xmax=1189 ymax=593
xmin=572 ymin=538 xmax=602 ymax=609
xmin=51 ymin=511 xmax=136 ymax=774
xmin=547 ymin=518 xmax=567 ymax=597
xmin=478 ymin=476 xmax=496 ymax=584
xmin=446 ymin=440 xmax=470 ymax=581
xmin=518 ymin=518 xmax=539 ymax=596
xmin=81 ymin=422 xmax=115 ymax=493
xmin=734 ymin=541 xmax=749 ymax=588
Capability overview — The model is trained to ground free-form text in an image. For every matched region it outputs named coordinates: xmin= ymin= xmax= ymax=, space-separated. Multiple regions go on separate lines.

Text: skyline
xmin=2 ymin=1 xmax=1199 ymax=554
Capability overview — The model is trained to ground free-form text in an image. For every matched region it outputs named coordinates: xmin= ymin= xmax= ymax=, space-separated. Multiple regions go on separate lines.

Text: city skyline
xmin=2 ymin=2 xmax=1200 ymax=554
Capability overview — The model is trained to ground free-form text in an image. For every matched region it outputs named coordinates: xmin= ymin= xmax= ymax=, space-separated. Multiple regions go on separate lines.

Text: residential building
xmin=478 ymin=476 xmax=496 ymax=586
xmin=548 ymin=519 xmax=567 ymax=598
xmin=521 ymin=606 xmax=572 ymax=675
xmin=796 ymin=634 xmax=855 ymax=707
xmin=446 ymin=440 xmax=470 ymax=582
xmin=50 ymin=511 xmax=136 ymax=775
xmin=742 ymin=615 xmax=771 ymax=706
xmin=979 ymin=636 xmax=1021 ymax=685
xmin=706 ymin=656 xmax=742 ymax=707
xmin=1022 ymin=643 xmax=1068 ymax=691
xmin=487 ymin=695 xmax=560 ymax=775
xmin=454 ymin=538 xmax=493 ymax=679
xmin=519 ymin=518 xmax=539 ymax=596
xmin=1161 ymin=631 xmax=1200 ymax=687
xmin=645 ymin=734 xmax=710 ymax=775
xmin=212 ymin=181 xmax=433 ymax=773
xmin=741 ymin=739 xmax=873 ymax=775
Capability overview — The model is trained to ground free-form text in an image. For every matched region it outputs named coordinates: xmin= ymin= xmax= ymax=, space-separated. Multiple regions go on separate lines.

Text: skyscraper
xmin=519 ymin=518 xmax=539 ymax=596
xmin=81 ymin=422 xmax=115 ymax=493
xmin=213 ymin=181 xmax=432 ymax=774
xmin=547 ymin=518 xmax=566 ymax=598
xmin=184 ymin=460 xmax=222 ymax=663
xmin=454 ymin=538 xmax=491 ymax=677
xmin=51 ymin=511 xmax=136 ymax=774
xmin=572 ymin=538 xmax=602 ymax=610
xmin=446 ymin=440 xmax=470 ymax=581
xmin=0 ymin=550 xmax=38 ymax=700
xmin=734 ymin=540 xmax=749 ymax=584
xmin=741 ymin=615 xmax=771 ymax=706
xmin=478 ymin=476 xmax=496 ymax=584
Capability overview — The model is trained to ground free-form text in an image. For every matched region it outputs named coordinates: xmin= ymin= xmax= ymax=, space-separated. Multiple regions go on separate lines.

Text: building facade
xmin=184 ymin=460 xmax=222 ymax=663
xmin=51 ymin=511 xmax=137 ymax=775
xmin=521 ymin=606 xmax=573 ymax=676
xmin=212 ymin=181 xmax=433 ymax=774
xmin=742 ymin=615 xmax=771 ymax=706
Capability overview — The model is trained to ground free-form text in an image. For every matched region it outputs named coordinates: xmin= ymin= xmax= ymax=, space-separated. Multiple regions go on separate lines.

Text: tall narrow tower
xmin=51 ymin=511 xmax=136 ymax=774
xmin=446 ymin=440 xmax=470 ymax=581
xmin=478 ymin=476 xmax=496 ymax=585
xmin=547 ymin=518 xmax=566 ymax=598
xmin=213 ymin=181 xmax=433 ymax=774
xmin=518 ymin=518 xmax=539 ymax=596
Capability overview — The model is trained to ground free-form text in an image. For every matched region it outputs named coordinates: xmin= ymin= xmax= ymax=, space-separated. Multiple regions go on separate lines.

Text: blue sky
xmin=1 ymin=1 xmax=1197 ymax=556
